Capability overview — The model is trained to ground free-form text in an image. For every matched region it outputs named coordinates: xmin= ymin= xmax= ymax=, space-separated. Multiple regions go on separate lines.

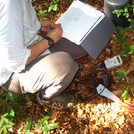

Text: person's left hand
xmin=40 ymin=20 xmax=56 ymax=32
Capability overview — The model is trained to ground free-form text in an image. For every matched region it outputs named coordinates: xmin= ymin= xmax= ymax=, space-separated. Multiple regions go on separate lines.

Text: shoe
xmin=37 ymin=93 xmax=78 ymax=110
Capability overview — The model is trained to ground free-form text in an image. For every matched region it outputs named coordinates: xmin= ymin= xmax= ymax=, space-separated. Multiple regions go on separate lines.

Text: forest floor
xmin=9 ymin=0 xmax=134 ymax=133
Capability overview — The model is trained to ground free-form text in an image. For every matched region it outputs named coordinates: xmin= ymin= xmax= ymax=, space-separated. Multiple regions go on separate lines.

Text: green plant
xmin=48 ymin=0 xmax=60 ymax=12
xmin=113 ymin=3 xmax=134 ymax=22
xmin=34 ymin=0 xmax=60 ymax=20
xmin=115 ymin=26 xmax=128 ymax=55
xmin=37 ymin=10 xmax=48 ymax=20
xmin=0 ymin=89 xmax=27 ymax=120
xmin=122 ymin=83 xmax=130 ymax=100
xmin=115 ymin=69 xmax=133 ymax=100
xmin=23 ymin=111 xmax=61 ymax=134
xmin=128 ymin=45 xmax=134 ymax=54
xmin=23 ymin=117 xmax=35 ymax=133
xmin=115 ymin=19 xmax=134 ymax=54
xmin=0 ymin=109 xmax=15 ymax=134
xmin=0 ymin=89 xmax=32 ymax=133
xmin=37 ymin=115 xmax=61 ymax=134
xmin=0 ymin=89 xmax=18 ymax=114
xmin=114 ymin=18 xmax=134 ymax=100
xmin=24 ymin=94 xmax=33 ymax=107
xmin=115 ymin=69 xmax=128 ymax=81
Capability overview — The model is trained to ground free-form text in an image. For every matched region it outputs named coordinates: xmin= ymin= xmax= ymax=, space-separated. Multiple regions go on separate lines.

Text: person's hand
xmin=46 ymin=23 xmax=63 ymax=43
xmin=40 ymin=20 xmax=56 ymax=32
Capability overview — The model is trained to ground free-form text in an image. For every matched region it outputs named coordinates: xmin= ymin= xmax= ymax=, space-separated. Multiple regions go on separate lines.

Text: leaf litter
xmin=10 ymin=0 xmax=134 ymax=133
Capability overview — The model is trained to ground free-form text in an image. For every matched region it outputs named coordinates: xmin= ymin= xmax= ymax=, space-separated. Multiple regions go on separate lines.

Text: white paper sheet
xmin=56 ymin=0 xmax=105 ymax=45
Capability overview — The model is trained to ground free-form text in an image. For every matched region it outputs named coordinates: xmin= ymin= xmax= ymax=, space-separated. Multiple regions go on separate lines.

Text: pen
xmin=48 ymin=26 xmax=54 ymax=29
xmin=79 ymin=0 xmax=86 ymax=4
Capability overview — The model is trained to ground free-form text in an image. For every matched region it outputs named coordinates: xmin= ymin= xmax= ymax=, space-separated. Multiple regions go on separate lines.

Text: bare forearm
xmin=26 ymin=23 xmax=63 ymax=65
xmin=26 ymin=39 xmax=49 ymax=65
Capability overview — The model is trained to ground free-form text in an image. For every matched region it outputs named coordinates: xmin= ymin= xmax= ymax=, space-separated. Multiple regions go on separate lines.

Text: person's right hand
xmin=46 ymin=23 xmax=63 ymax=44
xmin=27 ymin=23 xmax=63 ymax=65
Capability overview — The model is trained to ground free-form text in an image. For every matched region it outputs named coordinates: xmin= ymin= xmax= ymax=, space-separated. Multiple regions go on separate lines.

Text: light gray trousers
xmin=2 ymin=38 xmax=88 ymax=100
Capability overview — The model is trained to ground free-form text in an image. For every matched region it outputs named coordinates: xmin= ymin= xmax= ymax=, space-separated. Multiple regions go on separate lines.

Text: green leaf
xmin=3 ymin=117 xmax=9 ymax=123
xmin=116 ymin=39 xmax=127 ymax=45
xmin=43 ymin=120 xmax=48 ymax=125
xmin=116 ymin=69 xmax=123 ymax=75
xmin=0 ymin=119 xmax=3 ymax=128
xmin=0 ymin=127 xmax=4 ymax=134
xmin=23 ymin=118 xmax=35 ymax=132
xmin=117 ymin=12 xmax=121 ymax=18
xmin=37 ymin=120 xmax=42 ymax=130
xmin=128 ymin=18 xmax=131 ymax=22
xmin=124 ymin=83 xmax=130 ymax=90
xmin=124 ymin=8 xmax=128 ymax=12
xmin=116 ymin=26 xmax=124 ymax=33
xmin=113 ymin=10 xmax=118 ymax=14
xmin=3 ymin=127 xmax=7 ymax=134
xmin=116 ymin=26 xmax=128 ymax=34
xmin=48 ymin=123 xmax=58 ymax=129
xmin=26 ymin=117 xmax=32 ymax=123
xmin=7 ymin=92 xmax=18 ymax=101
xmin=26 ymin=101 xmax=32 ymax=106
xmin=115 ymin=69 xmax=124 ymax=81
xmin=130 ymin=19 xmax=134 ymax=28
xmin=9 ymin=109 xmax=15 ymax=117
xmin=115 ymin=70 xmax=128 ymax=81
xmin=122 ymin=90 xmax=128 ymax=100
xmin=33 ymin=5 xmax=36 ymax=9
xmin=5 ymin=122 xmax=14 ymax=127
xmin=123 ymin=72 xmax=128 ymax=76
xmin=26 ymin=132 xmax=30 ymax=134
xmin=113 ymin=10 xmax=122 ymax=18
xmin=124 ymin=13 xmax=130 ymax=18
xmin=3 ymin=113 xmax=8 ymax=118
xmin=42 ymin=116 xmax=50 ymax=122
xmin=55 ymin=117 xmax=62 ymax=123
xmin=128 ymin=45 xmax=134 ymax=54
xmin=115 ymin=75 xmax=123 ymax=81
xmin=49 ymin=110 xmax=52 ymax=116
xmin=53 ymin=4 xmax=58 ymax=11
xmin=43 ymin=126 xmax=49 ymax=134
xmin=24 ymin=94 xmax=30 ymax=100
xmin=23 ymin=122 xmax=33 ymax=132
xmin=120 ymin=9 xmax=124 ymax=13
xmin=42 ymin=116 xmax=50 ymax=125
xmin=48 ymin=5 xmax=54 ymax=12
xmin=116 ymin=33 xmax=123 ymax=39
xmin=39 ymin=10 xmax=43 ymax=14
xmin=120 ymin=44 xmax=130 ymax=54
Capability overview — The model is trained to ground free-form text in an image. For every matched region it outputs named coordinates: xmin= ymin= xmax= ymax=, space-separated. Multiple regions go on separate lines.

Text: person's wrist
xmin=44 ymin=36 xmax=54 ymax=48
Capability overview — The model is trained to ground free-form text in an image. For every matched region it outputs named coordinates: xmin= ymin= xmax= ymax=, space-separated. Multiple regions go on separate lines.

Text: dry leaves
xmin=13 ymin=0 xmax=134 ymax=133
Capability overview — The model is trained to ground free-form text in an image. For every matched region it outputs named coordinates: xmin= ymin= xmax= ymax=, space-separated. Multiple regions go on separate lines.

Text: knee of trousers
xmin=18 ymin=52 xmax=79 ymax=94
xmin=50 ymin=52 xmax=79 ymax=73
xmin=50 ymin=52 xmax=79 ymax=82
xmin=37 ymin=52 xmax=79 ymax=87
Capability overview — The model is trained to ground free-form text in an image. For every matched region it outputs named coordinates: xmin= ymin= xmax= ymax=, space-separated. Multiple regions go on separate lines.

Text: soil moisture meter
xmin=99 ymin=55 xmax=123 ymax=69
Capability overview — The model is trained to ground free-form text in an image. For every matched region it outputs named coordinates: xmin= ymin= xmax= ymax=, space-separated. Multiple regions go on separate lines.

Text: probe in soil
xmin=97 ymin=84 xmax=134 ymax=112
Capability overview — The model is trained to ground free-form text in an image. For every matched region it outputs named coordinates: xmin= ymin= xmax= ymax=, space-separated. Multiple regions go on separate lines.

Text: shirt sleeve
xmin=0 ymin=0 xmax=31 ymax=73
